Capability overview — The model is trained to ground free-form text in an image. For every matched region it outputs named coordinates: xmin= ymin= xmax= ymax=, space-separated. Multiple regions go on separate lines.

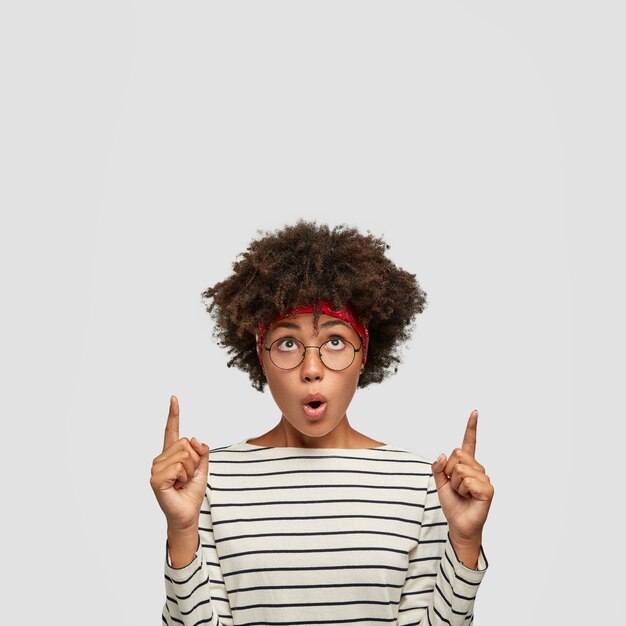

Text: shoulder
xmin=379 ymin=445 xmax=435 ymax=469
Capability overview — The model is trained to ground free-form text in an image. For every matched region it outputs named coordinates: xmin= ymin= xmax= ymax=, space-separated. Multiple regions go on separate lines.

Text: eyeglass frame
xmin=262 ymin=336 xmax=363 ymax=371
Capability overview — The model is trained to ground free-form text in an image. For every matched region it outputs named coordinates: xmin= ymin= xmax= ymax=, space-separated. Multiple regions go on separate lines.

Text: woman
xmin=151 ymin=220 xmax=494 ymax=625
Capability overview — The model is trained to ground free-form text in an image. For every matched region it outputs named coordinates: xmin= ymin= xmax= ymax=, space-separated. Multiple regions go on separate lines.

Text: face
xmin=259 ymin=312 xmax=365 ymax=445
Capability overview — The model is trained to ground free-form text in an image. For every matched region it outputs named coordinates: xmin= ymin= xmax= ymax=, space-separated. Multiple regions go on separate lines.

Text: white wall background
xmin=1 ymin=1 xmax=623 ymax=624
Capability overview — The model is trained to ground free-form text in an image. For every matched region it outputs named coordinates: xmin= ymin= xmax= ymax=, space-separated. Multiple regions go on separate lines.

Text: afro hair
xmin=200 ymin=219 xmax=428 ymax=392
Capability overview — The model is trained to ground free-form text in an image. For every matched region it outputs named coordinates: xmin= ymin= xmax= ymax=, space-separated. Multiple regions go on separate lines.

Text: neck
xmin=274 ymin=414 xmax=362 ymax=448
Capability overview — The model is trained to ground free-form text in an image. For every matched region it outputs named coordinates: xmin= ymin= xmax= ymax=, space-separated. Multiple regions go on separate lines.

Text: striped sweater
xmin=162 ymin=440 xmax=488 ymax=625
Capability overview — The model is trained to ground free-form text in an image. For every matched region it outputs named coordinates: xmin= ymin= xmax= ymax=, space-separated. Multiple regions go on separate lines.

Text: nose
xmin=300 ymin=345 xmax=324 ymax=381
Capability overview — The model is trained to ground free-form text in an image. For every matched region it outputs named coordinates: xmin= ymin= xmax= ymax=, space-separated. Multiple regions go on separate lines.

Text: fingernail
xmin=193 ymin=468 xmax=198 ymax=478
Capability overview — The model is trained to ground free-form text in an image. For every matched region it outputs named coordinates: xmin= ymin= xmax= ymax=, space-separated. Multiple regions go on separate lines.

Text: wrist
xmin=167 ymin=521 xmax=199 ymax=536
xmin=167 ymin=525 xmax=200 ymax=569
xmin=448 ymin=527 xmax=482 ymax=548
xmin=448 ymin=530 xmax=482 ymax=570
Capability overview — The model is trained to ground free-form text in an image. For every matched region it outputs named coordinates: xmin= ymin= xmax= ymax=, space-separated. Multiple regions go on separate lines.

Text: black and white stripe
xmin=162 ymin=442 xmax=488 ymax=626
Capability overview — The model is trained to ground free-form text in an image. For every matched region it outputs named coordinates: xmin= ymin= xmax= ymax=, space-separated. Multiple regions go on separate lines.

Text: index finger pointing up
xmin=461 ymin=409 xmax=478 ymax=457
xmin=163 ymin=395 xmax=180 ymax=453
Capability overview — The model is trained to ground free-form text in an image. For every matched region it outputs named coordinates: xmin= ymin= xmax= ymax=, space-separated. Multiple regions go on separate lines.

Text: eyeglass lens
xmin=268 ymin=337 xmax=356 ymax=370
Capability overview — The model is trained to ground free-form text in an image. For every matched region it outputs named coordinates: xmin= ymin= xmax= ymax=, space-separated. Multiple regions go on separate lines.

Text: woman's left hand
xmin=431 ymin=410 xmax=494 ymax=547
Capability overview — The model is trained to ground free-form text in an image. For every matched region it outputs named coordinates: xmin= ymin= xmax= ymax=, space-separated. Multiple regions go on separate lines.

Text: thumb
xmin=431 ymin=453 xmax=449 ymax=491
xmin=191 ymin=438 xmax=210 ymax=480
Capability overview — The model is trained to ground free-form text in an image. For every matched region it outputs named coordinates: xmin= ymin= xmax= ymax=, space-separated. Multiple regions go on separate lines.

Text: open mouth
xmin=303 ymin=400 xmax=327 ymax=419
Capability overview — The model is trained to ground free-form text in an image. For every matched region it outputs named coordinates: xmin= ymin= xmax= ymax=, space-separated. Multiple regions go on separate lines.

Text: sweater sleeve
xmin=397 ymin=473 xmax=488 ymax=626
xmin=162 ymin=486 xmax=233 ymax=626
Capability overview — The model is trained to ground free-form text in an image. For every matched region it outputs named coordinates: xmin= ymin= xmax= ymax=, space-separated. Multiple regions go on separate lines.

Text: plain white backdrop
xmin=1 ymin=1 xmax=623 ymax=624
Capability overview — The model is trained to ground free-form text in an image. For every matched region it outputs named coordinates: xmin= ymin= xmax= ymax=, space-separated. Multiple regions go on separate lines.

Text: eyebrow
xmin=270 ymin=319 xmax=351 ymax=331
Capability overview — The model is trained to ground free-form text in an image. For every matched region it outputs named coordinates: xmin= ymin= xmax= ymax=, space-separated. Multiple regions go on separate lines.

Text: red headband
xmin=256 ymin=299 xmax=369 ymax=369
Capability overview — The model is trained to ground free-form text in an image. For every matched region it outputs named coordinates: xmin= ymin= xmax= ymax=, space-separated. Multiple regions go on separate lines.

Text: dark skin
xmin=247 ymin=419 xmax=385 ymax=448
xmin=252 ymin=313 xmax=374 ymax=449
xmin=431 ymin=410 xmax=494 ymax=568
xmin=153 ymin=402 xmax=493 ymax=570
xmin=150 ymin=396 xmax=209 ymax=567
xmin=153 ymin=314 xmax=494 ymax=571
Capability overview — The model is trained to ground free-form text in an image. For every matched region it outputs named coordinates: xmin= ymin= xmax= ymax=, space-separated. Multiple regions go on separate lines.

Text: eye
xmin=275 ymin=337 xmax=301 ymax=352
xmin=324 ymin=336 xmax=348 ymax=350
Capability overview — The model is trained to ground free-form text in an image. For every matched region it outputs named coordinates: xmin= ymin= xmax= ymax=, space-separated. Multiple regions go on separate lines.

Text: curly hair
xmin=200 ymin=219 xmax=428 ymax=392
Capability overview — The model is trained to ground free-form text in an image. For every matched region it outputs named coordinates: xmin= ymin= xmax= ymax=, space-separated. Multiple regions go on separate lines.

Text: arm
xmin=397 ymin=473 xmax=488 ymax=625
xmin=162 ymin=487 xmax=234 ymax=626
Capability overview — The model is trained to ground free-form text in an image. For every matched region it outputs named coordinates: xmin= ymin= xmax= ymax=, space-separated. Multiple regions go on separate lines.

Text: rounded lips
xmin=302 ymin=393 xmax=327 ymax=404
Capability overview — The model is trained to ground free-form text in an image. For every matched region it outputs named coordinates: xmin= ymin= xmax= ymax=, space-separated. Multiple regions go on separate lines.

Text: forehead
xmin=267 ymin=312 xmax=354 ymax=335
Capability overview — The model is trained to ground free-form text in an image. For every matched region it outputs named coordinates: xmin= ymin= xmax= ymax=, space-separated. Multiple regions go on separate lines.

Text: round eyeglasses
xmin=263 ymin=336 xmax=362 ymax=371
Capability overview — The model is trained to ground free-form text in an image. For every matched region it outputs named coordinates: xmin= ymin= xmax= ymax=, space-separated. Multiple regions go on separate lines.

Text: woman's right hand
xmin=150 ymin=395 xmax=210 ymax=531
